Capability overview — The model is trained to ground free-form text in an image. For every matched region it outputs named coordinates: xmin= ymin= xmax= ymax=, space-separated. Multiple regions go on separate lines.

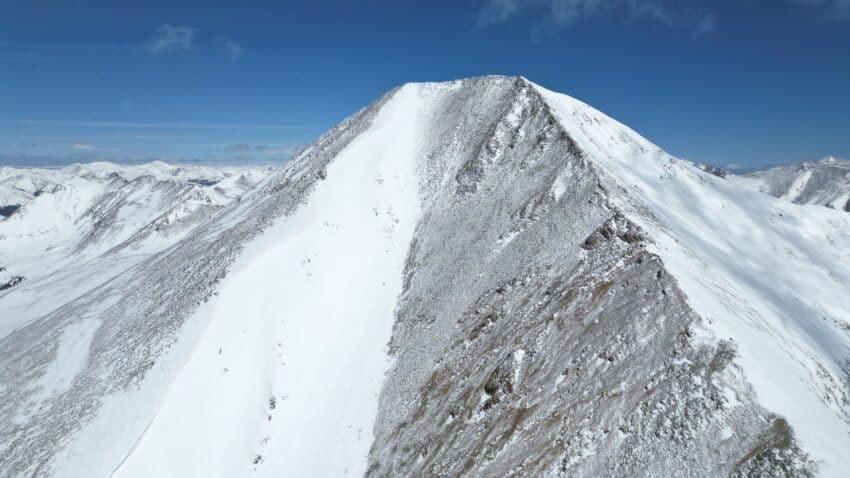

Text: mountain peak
xmin=818 ymin=155 xmax=849 ymax=165
xmin=2 ymin=76 xmax=850 ymax=477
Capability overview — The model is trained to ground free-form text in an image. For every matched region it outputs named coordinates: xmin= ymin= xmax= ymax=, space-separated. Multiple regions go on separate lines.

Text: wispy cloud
xmin=0 ymin=40 xmax=138 ymax=63
xmin=626 ymin=0 xmax=674 ymax=26
xmin=2 ymin=26 xmax=241 ymax=62
xmin=476 ymin=0 xmax=523 ymax=27
xmin=475 ymin=0 xmax=717 ymax=37
xmin=149 ymin=24 xmax=197 ymax=53
xmin=790 ymin=0 xmax=850 ymax=20
xmin=5 ymin=119 xmax=316 ymax=130
xmin=224 ymin=143 xmax=300 ymax=154
xmin=0 ymin=151 xmax=284 ymax=168
xmin=0 ymin=54 xmax=63 ymax=64
xmin=0 ymin=40 xmax=137 ymax=52
xmin=221 ymin=39 xmax=243 ymax=60
xmin=146 ymin=24 xmax=246 ymax=59
xmin=693 ymin=10 xmax=717 ymax=36
xmin=71 ymin=143 xmax=97 ymax=151
xmin=225 ymin=143 xmax=260 ymax=152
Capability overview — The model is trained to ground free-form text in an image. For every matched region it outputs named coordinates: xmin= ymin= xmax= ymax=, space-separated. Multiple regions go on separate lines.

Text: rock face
xmin=1 ymin=77 xmax=849 ymax=477
xmin=729 ymin=156 xmax=850 ymax=211
xmin=693 ymin=162 xmax=728 ymax=178
xmin=365 ymin=78 xmax=817 ymax=477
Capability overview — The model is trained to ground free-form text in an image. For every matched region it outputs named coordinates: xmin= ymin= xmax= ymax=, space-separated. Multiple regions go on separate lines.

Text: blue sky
xmin=1 ymin=0 xmax=849 ymax=170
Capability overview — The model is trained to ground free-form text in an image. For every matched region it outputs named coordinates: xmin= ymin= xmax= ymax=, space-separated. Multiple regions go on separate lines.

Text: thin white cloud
xmin=2 ymin=29 xmax=242 ymax=61
xmin=550 ymin=0 xmax=605 ymax=27
xmin=149 ymin=24 xmax=197 ymax=53
xmin=146 ymin=25 xmax=245 ymax=59
xmin=476 ymin=0 xmax=523 ymax=27
xmin=221 ymin=40 xmax=243 ymax=60
xmin=790 ymin=0 xmax=850 ymax=20
xmin=225 ymin=143 xmax=300 ymax=154
xmin=626 ymin=0 xmax=674 ymax=26
xmin=476 ymin=0 xmax=718 ymax=37
xmin=224 ymin=143 xmax=256 ymax=152
xmin=6 ymin=119 xmax=316 ymax=130
xmin=693 ymin=11 xmax=717 ymax=36
xmin=71 ymin=143 xmax=97 ymax=151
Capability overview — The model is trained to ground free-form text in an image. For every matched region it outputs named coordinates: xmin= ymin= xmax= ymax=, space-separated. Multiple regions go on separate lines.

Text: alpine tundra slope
xmin=0 ymin=76 xmax=848 ymax=477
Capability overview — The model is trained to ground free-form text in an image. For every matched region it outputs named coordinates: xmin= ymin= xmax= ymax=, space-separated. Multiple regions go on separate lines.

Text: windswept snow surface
xmin=535 ymin=81 xmax=850 ymax=475
xmin=112 ymin=85 xmax=422 ymax=477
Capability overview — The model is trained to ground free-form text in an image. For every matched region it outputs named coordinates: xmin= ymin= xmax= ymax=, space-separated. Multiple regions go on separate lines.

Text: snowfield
xmin=113 ymin=84 xmax=421 ymax=477
xmin=2 ymin=76 xmax=849 ymax=477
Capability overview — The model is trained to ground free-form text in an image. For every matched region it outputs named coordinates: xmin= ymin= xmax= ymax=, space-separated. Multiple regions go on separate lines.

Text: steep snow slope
xmin=113 ymin=84 xmax=421 ymax=477
xmin=729 ymin=156 xmax=850 ymax=211
xmin=0 ymin=88 xmax=407 ymax=477
xmin=536 ymin=84 xmax=850 ymax=474
xmin=1 ymin=77 xmax=848 ymax=477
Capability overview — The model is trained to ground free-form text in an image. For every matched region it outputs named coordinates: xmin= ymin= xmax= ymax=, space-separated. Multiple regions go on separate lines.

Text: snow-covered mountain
xmin=728 ymin=156 xmax=850 ymax=212
xmin=0 ymin=161 xmax=272 ymax=336
xmin=1 ymin=77 xmax=849 ymax=477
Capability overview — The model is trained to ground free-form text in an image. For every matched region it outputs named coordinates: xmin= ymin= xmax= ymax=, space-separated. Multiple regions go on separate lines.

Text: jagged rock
xmin=0 ymin=275 xmax=23 ymax=291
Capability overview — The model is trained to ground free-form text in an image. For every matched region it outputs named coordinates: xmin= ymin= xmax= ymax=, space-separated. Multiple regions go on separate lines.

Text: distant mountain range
xmin=729 ymin=156 xmax=850 ymax=212
xmin=691 ymin=156 xmax=850 ymax=212
xmin=0 ymin=161 xmax=271 ymax=324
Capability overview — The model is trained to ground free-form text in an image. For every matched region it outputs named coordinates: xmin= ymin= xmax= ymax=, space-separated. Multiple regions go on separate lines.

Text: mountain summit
xmin=1 ymin=76 xmax=849 ymax=477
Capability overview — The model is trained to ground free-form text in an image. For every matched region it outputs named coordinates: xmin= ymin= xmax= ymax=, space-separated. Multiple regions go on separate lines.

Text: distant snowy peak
xmin=729 ymin=155 xmax=850 ymax=211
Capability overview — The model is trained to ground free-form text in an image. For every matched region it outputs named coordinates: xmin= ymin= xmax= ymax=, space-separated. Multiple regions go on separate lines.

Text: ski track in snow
xmin=112 ymin=84 xmax=422 ymax=477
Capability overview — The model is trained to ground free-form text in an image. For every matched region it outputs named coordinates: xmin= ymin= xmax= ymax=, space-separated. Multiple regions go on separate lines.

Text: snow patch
xmin=34 ymin=318 xmax=100 ymax=400
xmin=551 ymin=167 xmax=573 ymax=201
xmin=781 ymin=169 xmax=813 ymax=202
